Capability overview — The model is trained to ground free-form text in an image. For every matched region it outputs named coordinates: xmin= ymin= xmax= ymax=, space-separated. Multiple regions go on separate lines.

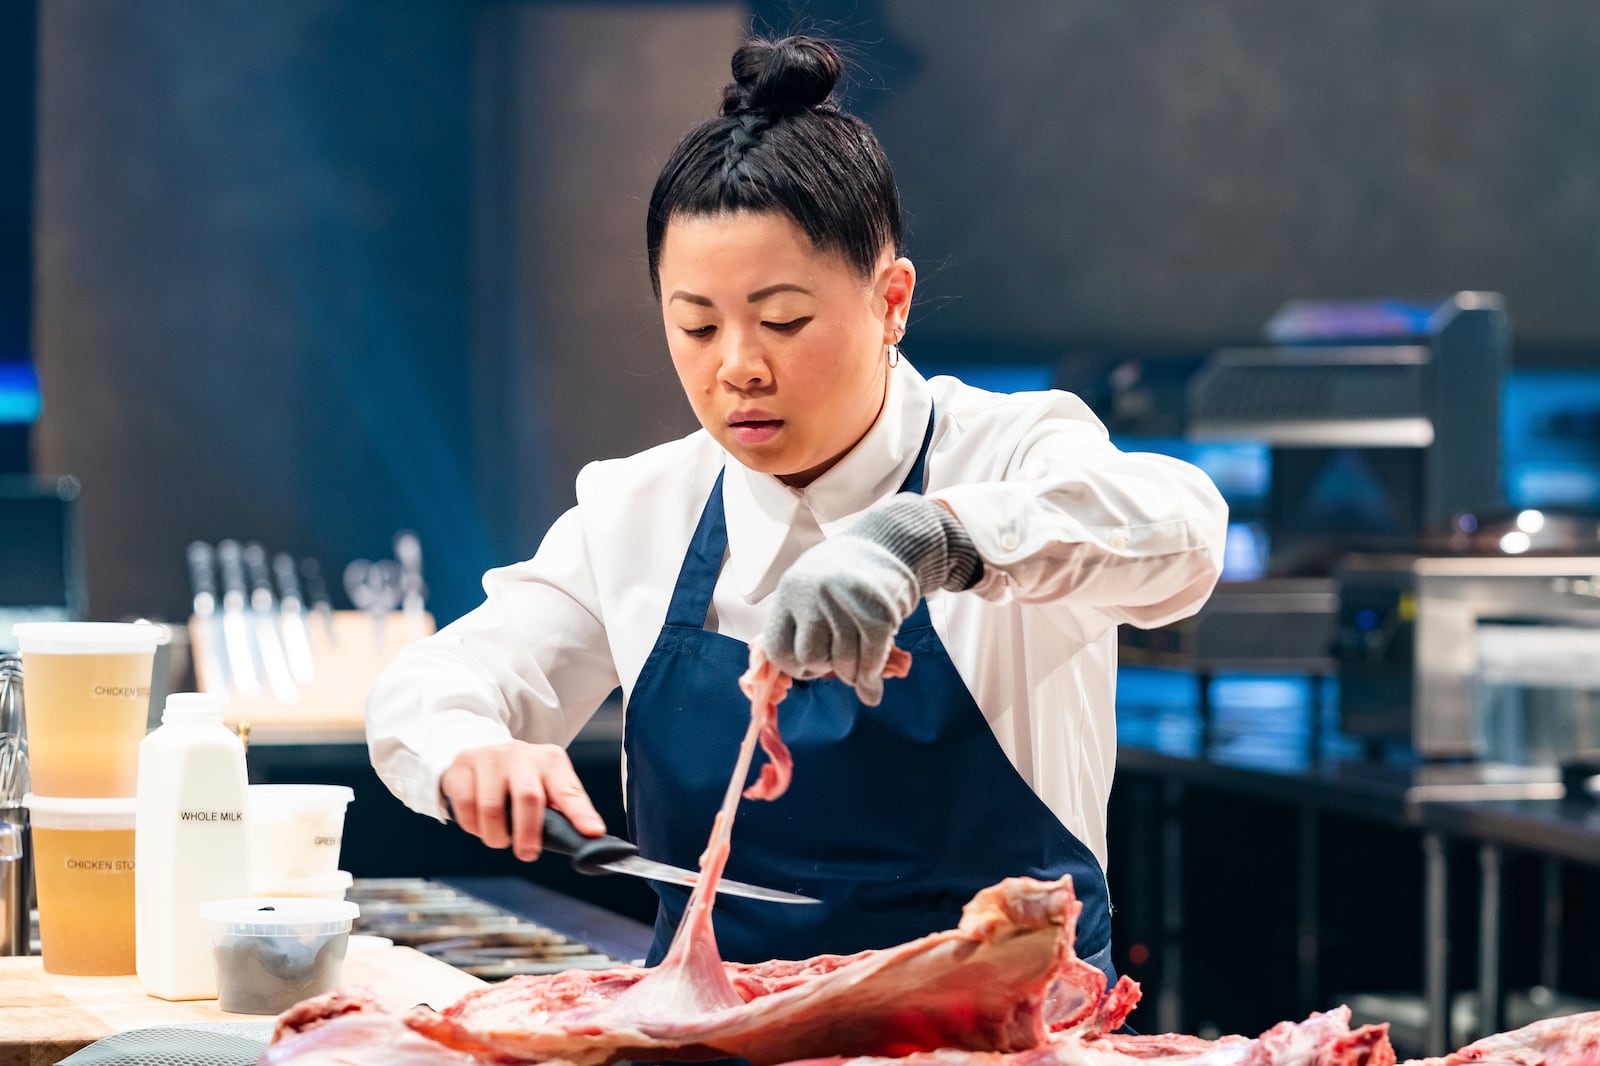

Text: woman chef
xmin=366 ymin=34 xmax=1229 ymax=981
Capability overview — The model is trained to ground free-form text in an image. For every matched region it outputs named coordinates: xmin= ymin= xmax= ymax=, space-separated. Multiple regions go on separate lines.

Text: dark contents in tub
xmin=214 ymin=931 xmax=349 ymax=1014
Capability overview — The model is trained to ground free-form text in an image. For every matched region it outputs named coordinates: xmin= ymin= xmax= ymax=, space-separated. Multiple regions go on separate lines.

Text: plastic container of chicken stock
xmin=25 ymin=794 xmax=138 ymax=975
xmin=200 ymin=897 xmax=360 ymax=1014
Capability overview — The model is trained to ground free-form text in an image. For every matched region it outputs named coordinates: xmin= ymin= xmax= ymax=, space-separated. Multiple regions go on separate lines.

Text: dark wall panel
xmin=790 ymin=1 xmax=1600 ymax=352
xmin=34 ymin=0 xmax=483 ymax=623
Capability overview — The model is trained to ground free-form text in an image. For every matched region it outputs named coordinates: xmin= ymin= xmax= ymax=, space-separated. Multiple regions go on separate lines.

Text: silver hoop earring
xmin=887 ymin=344 xmax=901 ymax=368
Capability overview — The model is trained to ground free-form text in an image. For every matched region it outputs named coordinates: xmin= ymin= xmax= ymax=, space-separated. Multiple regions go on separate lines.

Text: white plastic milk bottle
xmin=135 ymin=692 xmax=250 ymax=999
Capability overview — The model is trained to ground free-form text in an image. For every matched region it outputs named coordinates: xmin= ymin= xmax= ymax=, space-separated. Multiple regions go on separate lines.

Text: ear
xmin=877 ymin=256 xmax=916 ymax=345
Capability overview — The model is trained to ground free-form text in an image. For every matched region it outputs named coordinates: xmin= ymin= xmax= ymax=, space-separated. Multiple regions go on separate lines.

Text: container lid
xmin=161 ymin=692 xmax=226 ymax=724
xmin=199 ymin=897 xmax=359 ymax=934
xmin=11 ymin=622 xmax=163 ymax=655
xmin=23 ymin=794 xmax=138 ymax=830
xmin=247 ymin=784 xmax=355 ymax=809
xmin=252 ymin=870 xmax=354 ymax=896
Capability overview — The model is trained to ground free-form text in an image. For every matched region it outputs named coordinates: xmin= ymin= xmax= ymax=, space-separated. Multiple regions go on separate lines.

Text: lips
xmin=728 ymin=410 xmax=784 ymax=446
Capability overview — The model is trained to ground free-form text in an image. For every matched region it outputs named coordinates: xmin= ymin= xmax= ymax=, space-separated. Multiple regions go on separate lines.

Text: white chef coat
xmin=366 ymin=358 xmax=1228 ymax=870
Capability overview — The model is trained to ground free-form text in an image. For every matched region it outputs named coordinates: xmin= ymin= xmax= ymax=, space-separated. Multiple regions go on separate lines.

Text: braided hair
xmin=646 ymin=35 xmax=902 ymax=297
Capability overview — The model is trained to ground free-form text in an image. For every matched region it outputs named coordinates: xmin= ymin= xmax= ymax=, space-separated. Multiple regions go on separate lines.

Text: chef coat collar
xmin=722 ymin=359 xmax=934 ymax=603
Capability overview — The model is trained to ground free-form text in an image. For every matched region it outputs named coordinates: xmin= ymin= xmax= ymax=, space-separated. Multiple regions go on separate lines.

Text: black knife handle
xmin=299 ymin=558 xmax=331 ymax=610
xmin=243 ymin=542 xmax=274 ymax=596
xmin=216 ymin=540 xmax=248 ymax=599
xmin=540 ymin=807 xmax=639 ymax=874
xmin=272 ymin=552 xmax=305 ymax=606
xmin=187 ymin=542 xmax=218 ymax=601
xmin=442 ymin=795 xmax=638 ymax=874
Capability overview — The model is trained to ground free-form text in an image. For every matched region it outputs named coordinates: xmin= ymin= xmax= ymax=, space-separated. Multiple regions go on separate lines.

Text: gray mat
xmin=57 ymin=1024 xmax=272 ymax=1066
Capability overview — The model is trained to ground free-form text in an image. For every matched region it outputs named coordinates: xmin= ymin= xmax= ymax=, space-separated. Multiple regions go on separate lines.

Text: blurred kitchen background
xmin=3 ymin=0 xmax=1600 ymax=1053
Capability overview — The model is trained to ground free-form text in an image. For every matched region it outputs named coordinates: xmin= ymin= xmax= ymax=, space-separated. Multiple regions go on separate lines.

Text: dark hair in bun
xmin=647 ymin=35 xmax=901 ymax=297
xmin=721 ymin=35 xmax=843 ymax=114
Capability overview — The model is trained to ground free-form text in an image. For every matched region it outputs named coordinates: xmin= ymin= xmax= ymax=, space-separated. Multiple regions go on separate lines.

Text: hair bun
xmin=721 ymin=35 xmax=843 ymax=115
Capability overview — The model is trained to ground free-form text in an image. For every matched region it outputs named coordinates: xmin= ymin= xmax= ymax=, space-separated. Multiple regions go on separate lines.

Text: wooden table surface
xmin=0 ymin=939 xmax=484 ymax=1066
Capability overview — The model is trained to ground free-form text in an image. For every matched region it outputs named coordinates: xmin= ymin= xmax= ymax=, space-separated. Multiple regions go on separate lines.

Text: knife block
xmin=187 ymin=610 xmax=434 ymax=737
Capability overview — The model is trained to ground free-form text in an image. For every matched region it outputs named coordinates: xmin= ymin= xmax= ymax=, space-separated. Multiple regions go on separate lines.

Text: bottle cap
xmin=162 ymin=692 xmax=226 ymax=725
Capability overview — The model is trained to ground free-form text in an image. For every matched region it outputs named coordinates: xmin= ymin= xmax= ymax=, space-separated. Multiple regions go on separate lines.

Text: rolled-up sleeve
xmin=933 ymin=398 xmax=1229 ymax=629
xmin=365 ymin=506 xmax=620 ymax=821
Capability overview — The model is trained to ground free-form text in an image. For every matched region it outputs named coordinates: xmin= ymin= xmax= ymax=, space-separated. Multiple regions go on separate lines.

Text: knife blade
xmin=271 ymin=551 xmax=317 ymax=686
xmin=214 ymin=540 xmax=262 ymax=698
xmin=243 ymin=542 xmax=301 ymax=705
xmin=443 ymin=799 xmax=817 ymax=905
xmin=186 ymin=541 xmax=231 ymax=693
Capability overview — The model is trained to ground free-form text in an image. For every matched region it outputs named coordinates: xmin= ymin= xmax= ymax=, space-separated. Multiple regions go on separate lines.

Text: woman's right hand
xmin=439 ymin=741 xmax=606 ymax=861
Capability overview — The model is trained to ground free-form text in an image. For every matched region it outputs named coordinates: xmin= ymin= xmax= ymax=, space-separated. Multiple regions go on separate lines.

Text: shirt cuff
xmin=404 ymin=712 xmax=518 ymax=822
xmin=932 ymin=479 xmax=1081 ymax=556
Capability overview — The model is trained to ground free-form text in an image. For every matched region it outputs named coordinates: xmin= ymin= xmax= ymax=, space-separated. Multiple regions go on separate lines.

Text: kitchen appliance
xmin=0 ymin=476 xmax=85 ymax=648
xmin=1122 ymin=294 xmax=1510 ymax=685
xmin=1189 ymin=292 xmax=1509 ymax=573
xmin=348 ymin=878 xmax=650 ymax=979
xmin=1336 ymin=553 xmax=1600 ymax=759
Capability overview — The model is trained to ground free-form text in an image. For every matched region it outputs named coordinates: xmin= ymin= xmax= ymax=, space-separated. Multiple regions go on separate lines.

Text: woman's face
xmin=658 ymin=211 xmax=914 ymax=487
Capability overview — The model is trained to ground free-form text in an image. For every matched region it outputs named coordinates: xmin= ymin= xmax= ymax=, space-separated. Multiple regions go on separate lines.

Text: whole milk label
xmin=179 ymin=810 xmax=245 ymax=822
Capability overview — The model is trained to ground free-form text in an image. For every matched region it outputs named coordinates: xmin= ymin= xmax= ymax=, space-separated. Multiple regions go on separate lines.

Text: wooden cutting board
xmin=0 ymin=940 xmax=483 ymax=1066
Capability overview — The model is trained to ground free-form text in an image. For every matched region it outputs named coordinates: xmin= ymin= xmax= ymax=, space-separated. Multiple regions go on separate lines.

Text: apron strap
xmin=662 ymin=468 xmax=730 ymax=628
xmin=662 ymin=406 xmax=938 ymax=632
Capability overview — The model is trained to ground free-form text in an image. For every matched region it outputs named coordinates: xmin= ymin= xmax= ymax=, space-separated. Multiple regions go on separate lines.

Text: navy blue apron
xmin=623 ymin=411 xmax=1116 ymax=982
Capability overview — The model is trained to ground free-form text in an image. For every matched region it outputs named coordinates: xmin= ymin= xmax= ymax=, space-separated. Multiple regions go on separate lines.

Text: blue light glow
xmin=0 ymin=363 xmax=40 ymax=424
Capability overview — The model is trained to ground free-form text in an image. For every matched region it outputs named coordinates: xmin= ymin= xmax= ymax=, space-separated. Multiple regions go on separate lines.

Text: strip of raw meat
xmin=742 ymin=643 xmax=911 ymax=801
xmin=404 ymin=874 xmax=1084 ymax=1065
xmin=778 ymin=1005 xmax=1394 ymax=1066
xmin=597 ymin=642 xmax=799 ymax=1024
xmin=555 ymin=641 xmax=915 ymax=1027
xmin=1400 ymin=1009 xmax=1600 ymax=1066
xmin=263 ymin=988 xmax=504 ymax=1065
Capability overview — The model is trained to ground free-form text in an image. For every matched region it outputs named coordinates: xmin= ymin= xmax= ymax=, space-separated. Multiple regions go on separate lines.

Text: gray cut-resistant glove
xmin=764 ymin=494 xmax=984 ymax=705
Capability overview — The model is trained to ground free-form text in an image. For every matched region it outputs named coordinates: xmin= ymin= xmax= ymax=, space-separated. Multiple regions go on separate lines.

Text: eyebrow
xmin=667 ymin=283 xmax=813 ymax=307
xmin=747 ymin=283 xmax=812 ymax=302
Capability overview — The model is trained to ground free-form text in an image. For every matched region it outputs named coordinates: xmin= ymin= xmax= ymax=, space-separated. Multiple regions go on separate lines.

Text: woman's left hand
xmin=764 ymin=493 xmax=982 ymax=705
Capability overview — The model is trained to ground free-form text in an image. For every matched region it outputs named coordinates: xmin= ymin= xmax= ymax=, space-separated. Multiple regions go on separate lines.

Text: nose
xmin=718 ymin=328 xmax=772 ymax=393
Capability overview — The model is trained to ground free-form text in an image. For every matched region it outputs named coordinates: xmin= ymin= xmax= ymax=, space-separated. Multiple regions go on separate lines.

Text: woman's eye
xmin=763 ymin=317 xmax=812 ymax=333
xmin=681 ymin=325 xmax=716 ymax=338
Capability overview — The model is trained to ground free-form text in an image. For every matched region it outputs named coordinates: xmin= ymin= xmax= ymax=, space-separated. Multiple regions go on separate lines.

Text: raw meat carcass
xmin=404 ymin=873 xmax=1098 ymax=1065
xmin=782 ymin=1005 xmax=1393 ymax=1066
xmin=262 ymin=989 xmax=495 ymax=1065
xmin=1401 ymin=1009 xmax=1600 ymax=1066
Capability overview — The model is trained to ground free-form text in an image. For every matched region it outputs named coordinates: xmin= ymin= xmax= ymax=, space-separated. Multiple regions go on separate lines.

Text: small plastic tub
xmin=200 ymin=897 xmax=360 ymax=1014
xmin=247 ymin=784 xmax=354 ymax=884
xmin=252 ymin=869 xmax=354 ymax=901
xmin=26 ymin=794 xmax=138 ymax=975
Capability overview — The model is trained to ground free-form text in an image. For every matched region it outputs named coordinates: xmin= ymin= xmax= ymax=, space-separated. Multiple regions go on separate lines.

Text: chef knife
xmin=242 ymin=542 xmax=301 ymax=705
xmin=186 ymin=541 xmax=231 ymax=693
xmin=443 ymin=799 xmax=817 ymax=905
xmin=393 ymin=530 xmax=427 ymax=620
xmin=214 ymin=540 xmax=263 ymax=698
xmin=271 ymin=552 xmax=317 ymax=686
xmin=299 ymin=558 xmax=337 ymax=647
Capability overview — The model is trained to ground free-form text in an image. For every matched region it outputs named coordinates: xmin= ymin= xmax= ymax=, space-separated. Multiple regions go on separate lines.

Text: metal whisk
xmin=0 ymin=654 xmax=32 ymax=956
